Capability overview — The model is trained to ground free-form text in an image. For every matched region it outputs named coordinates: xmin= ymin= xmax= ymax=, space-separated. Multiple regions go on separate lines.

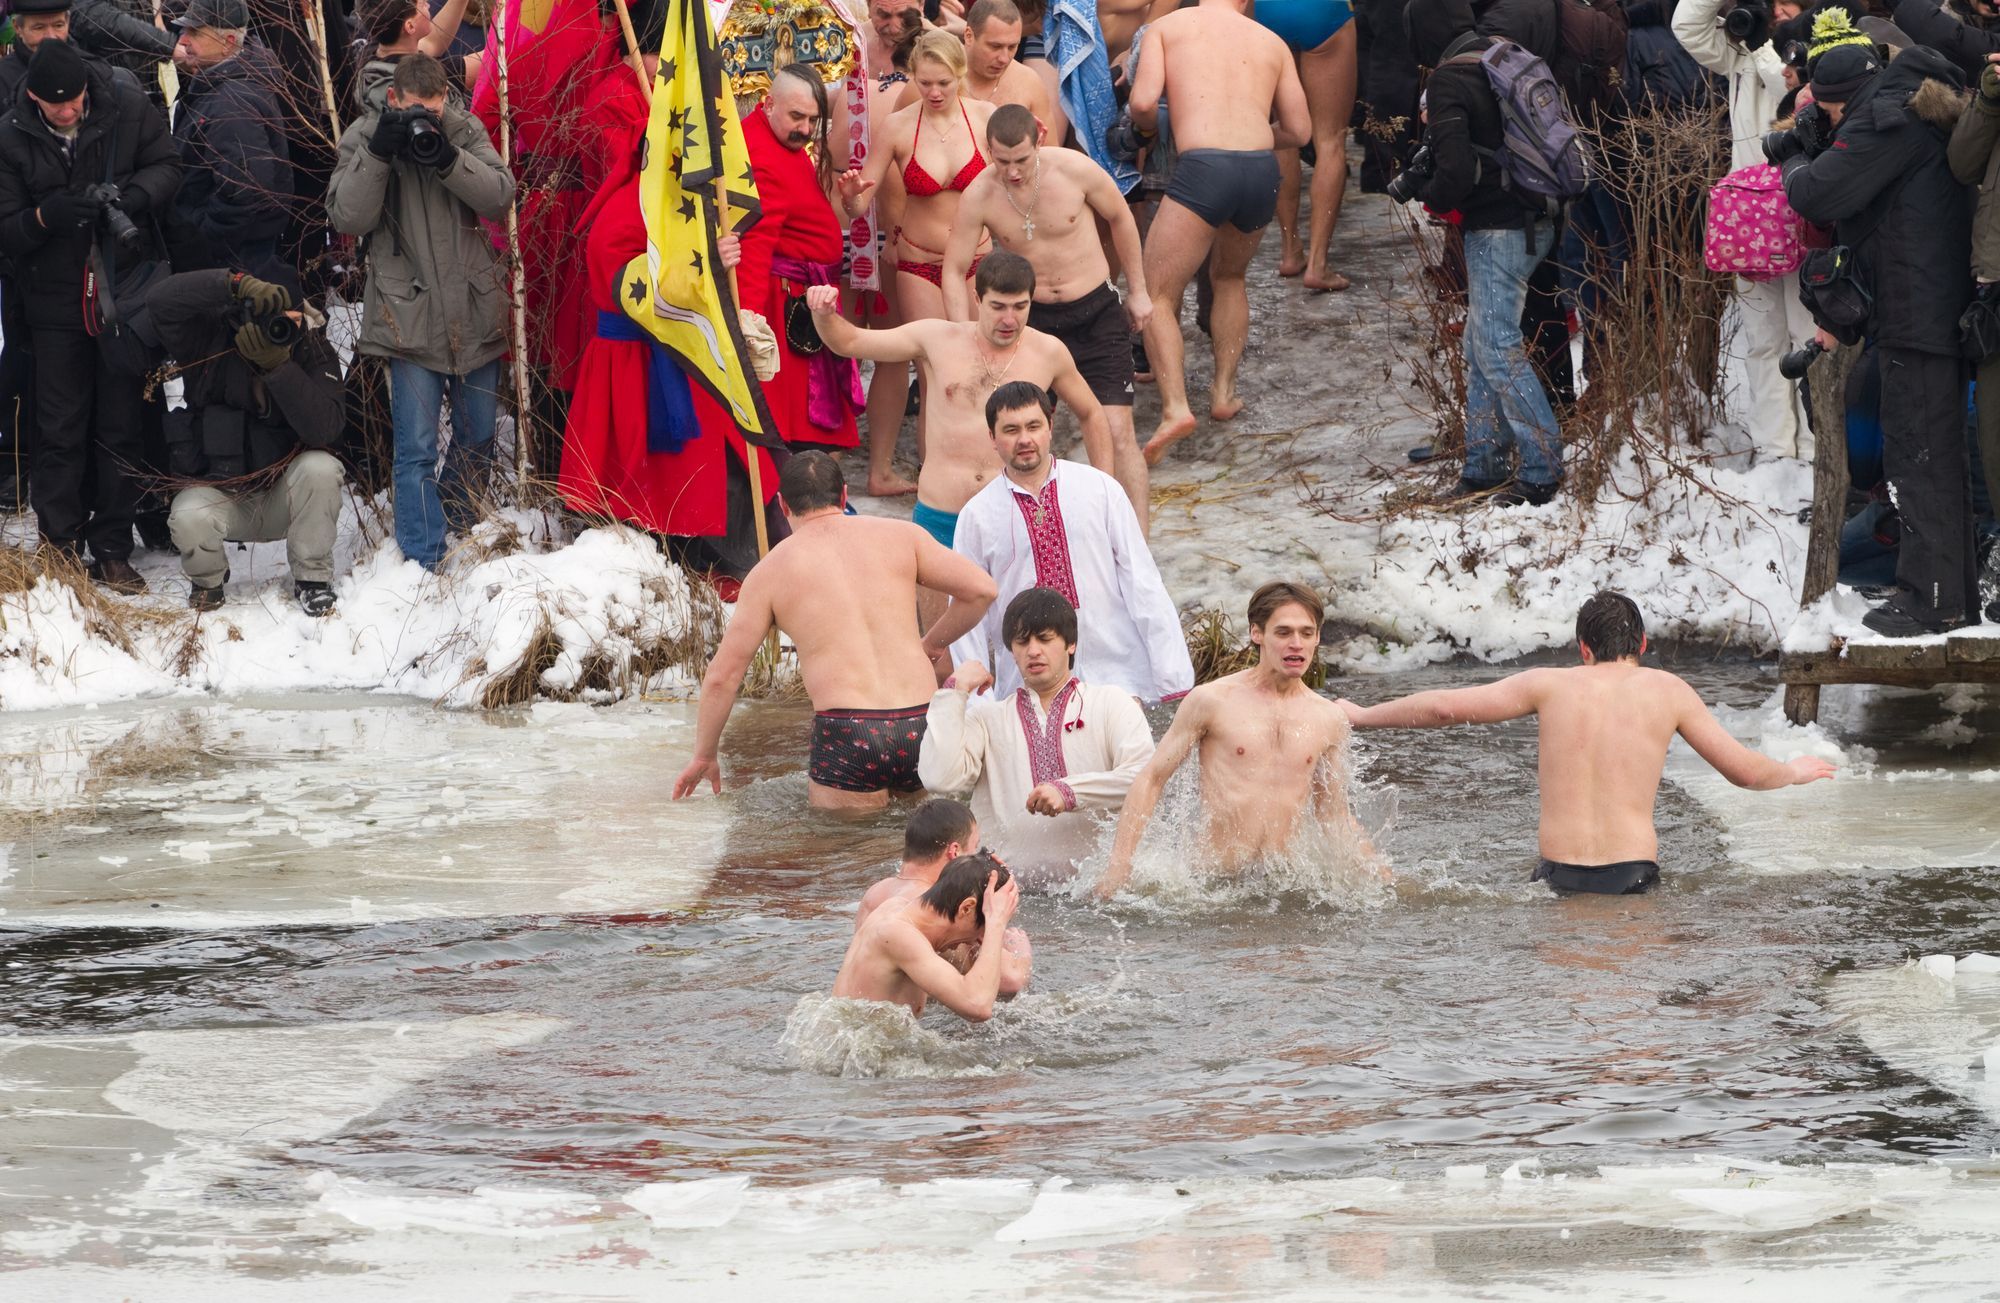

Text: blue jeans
xmin=1464 ymin=224 xmax=1562 ymax=488
xmin=389 ymin=358 xmax=500 ymax=569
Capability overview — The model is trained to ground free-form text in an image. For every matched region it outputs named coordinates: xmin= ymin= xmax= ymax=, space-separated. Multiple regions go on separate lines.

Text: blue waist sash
xmin=597 ymin=310 xmax=698 ymax=456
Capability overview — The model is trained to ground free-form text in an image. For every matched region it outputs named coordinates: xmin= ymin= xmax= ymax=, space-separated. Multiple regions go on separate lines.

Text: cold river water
xmin=4 ymin=661 xmax=2000 ymax=1299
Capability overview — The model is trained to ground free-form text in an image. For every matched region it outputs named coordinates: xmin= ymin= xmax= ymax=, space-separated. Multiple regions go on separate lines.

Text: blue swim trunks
xmin=911 ymin=500 xmax=958 ymax=548
xmin=1255 ymin=0 xmax=1352 ymax=51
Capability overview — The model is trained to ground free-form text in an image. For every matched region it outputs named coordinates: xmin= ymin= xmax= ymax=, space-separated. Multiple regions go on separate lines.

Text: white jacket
xmin=1672 ymin=0 xmax=1792 ymax=171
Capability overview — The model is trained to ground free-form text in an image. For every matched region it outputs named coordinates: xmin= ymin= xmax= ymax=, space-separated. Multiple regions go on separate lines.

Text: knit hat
xmin=24 ymin=37 xmax=88 ymax=103
xmin=1811 ymin=42 xmax=1881 ymax=103
xmin=1806 ymin=9 xmax=1874 ymax=64
xmin=8 ymin=0 xmax=74 ymax=15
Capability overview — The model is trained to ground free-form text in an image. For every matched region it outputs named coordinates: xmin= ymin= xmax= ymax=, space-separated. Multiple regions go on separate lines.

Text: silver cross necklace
xmin=1002 ymin=153 xmax=1042 ymax=241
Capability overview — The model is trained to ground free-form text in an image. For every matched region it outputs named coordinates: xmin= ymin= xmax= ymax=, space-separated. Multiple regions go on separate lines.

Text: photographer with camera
xmin=326 ymin=52 xmax=512 ymax=573
xmin=1773 ymin=39 xmax=1980 ymax=636
xmin=0 ymin=37 xmax=180 ymax=592
xmin=1674 ymin=0 xmax=1814 ymax=459
xmin=147 ymin=269 xmax=345 ymax=615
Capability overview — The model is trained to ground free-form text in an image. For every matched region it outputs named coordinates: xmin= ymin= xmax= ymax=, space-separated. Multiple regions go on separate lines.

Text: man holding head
xmin=855 ymin=799 xmax=1032 ymax=993
xmin=948 ymin=381 xmax=1193 ymax=704
xmin=1344 ymin=591 xmax=1836 ymax=894
xmin=943 ymin=103 xmax=1153 ymax=528
xmin=1095 ymin=581 xmax=1385 ymax=898
xmin=806 ymin=250 xmax=1116 ymax=558
xmin=896 ymin=0 xmax=1053 ymax=119
xmin=833 ymin=853 xmax=1022 ymax=1022
xmin=673 ymin=451 xmax=999 ymax=812
xmin=922 ymin=587 xmax=1156 ymax=882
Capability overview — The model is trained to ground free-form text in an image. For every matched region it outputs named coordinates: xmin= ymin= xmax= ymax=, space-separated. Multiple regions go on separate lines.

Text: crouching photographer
xmin=1776 ymin=40 xmax=1979 ymax=636
xmin=148 ymin=269 xmax=346 ymax=616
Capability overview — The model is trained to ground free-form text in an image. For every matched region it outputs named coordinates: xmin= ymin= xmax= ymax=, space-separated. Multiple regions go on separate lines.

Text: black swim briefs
xmin=808 ymin=705 xmax=928 ymax=794
xmin=1532 ymin=859 xmax=1661 ymax=896
xmin=1167 ymin=148 xmax=1281 ymax=234
xmin=1031 ymin=282 xmax=1134 ymax=408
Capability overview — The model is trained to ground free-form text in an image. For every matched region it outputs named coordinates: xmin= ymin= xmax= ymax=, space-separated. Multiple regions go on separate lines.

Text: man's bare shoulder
xmin=1021 ymin=327 xmax=1076 ymax=373
xmin=856 ymin=875 xmax=913 ymax=925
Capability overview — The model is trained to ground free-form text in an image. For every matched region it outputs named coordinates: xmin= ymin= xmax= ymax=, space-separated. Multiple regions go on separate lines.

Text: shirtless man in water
xmin=856 ymin=800 xmax=1033 ymax=992
xmin=943 ymin=105 xmax=1154 ymax=530
xmin=1344 ymin=591 xmax=1837 ymax=894
xmin=808 ymin=251 xmax=1115 ymax=603
xmin=897 ymin=0 xmax=1052 ymax=121
xmin=672 ymin=453 xmax=998 ymax=812
xmin=1095 ymin=581 xmax=1389 ymax=898
xmin=1132 ymin=0 xmax=1309 ymax=464
xmin=835 ymin=855 xmax=1022 ymax=1021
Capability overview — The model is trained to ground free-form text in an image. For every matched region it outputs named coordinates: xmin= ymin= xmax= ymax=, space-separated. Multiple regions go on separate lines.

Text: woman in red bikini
xmin=837 ymin=30 xmax=997 ymax=335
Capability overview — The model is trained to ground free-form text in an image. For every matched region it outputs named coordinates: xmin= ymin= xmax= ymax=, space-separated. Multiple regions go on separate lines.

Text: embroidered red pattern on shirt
xmin=1015 ymin=679 xmax=1079 ymax=809
xmin=1012 ymin=478 xmax=1079 ymax=608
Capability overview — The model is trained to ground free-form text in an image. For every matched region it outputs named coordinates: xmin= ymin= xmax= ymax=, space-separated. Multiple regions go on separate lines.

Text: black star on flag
xmin=689 ymin=250 xmax=704 ymax=277
xmin=676 ymin=196 xmax=697 ymax=225
xmin=627 ymin=276 xmax=646 ymax=305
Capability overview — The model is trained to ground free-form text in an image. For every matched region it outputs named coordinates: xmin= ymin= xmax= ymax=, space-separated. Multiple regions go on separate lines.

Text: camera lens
xmin=263 ymin=313 xmax=299 ymax=347
xmin=405 ymin=117 xmax=446 ymax=166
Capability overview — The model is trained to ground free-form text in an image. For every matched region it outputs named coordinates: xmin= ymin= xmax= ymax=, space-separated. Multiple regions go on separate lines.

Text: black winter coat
xmin=148 ymin=269 xmax=344 ymax=480
xmin=1622 ymin=0 xmax=1722 ymax=114
xmin=1409 ymin=0 xmax=1543 ymax=229
xmin=171 ymin=43 xmax=294 ymax=263
xmin=70 ymin=0 xmax=175 ymax=74
xmin=1781 ymin=47 xmax=1974 ymax=358
xmin=0 ymin=64 xmax=181 ymax=332
xmin=1881 ymin=0 xmax=2000 ymax=80
xmin=1472 ymin=0 xmax=1559 ymax=61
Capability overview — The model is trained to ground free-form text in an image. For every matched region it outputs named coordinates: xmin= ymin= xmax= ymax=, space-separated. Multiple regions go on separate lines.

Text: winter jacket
xmin=1472 ymin=0 xmax=1559 ymax=61
xmin=1624 ymin=0 xmax=1722 ymax=115
xmin=71 ymin=0 xmax=175 ymax=77
xmin=0 ymin=63 xmax=181 ymax=332
xmin=171 ymin=42 xmax=295 ymax=267
xmin=325 ymin=59 xmax=514 ymax=375
xmin=1409 ymin=0 xmax=1546 ymax=229
xmin=1782 ymin=46 xmax=1974 ymax=357
xmin=1947 ymin=80 xmax=2000 ymax=282
xmin=148 ymin=269 xmax=344 ymax=480
xmin=1880 ymin=0 xmax=2000 ymax=80
xmin=1671 ymin=0 xmax=1790 ymax=170
xmin=0 ymin=38 xmax=145 ymax=106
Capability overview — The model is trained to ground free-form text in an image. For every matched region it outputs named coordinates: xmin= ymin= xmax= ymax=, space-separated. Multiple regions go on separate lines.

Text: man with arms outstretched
xmin=835 ymin=855 xmax=1023 ymax=1021
xmin=942 ymin=104 xmax=1154 ymax=529
xmin=1130 ymin=0 xmax=1309 ymax=464
xmin=1344 ymin=591 xmax=1837 ymax=894
xmin=1095 ymin=581 xmax=1388 ymax=898
xmin=672 ymin=452 xmax=998 ymax=811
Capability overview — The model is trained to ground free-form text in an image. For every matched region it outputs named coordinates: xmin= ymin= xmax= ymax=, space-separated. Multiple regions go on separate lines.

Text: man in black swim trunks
xmin=1128 ymin=0 xmax=1309 ymax=465
xmin=942 ymin=104 xmax=1155 ymax=530
xmin=1341 ymin=592 xmax=1837 ymax=895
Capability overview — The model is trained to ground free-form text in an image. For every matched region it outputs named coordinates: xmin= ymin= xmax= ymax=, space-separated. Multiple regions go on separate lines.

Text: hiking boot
xmin=188 ymin=582 xmax=225 ymax=612
xmin=1519 ymin=479 xmax=1561 ymax=507
xmin=295 ymin=581 xmax=337 ymax=618
xmin=1862 ymin=594 xmax=1973 ymax=639
xmin=89 ymin=557 xmax=146 ymax=595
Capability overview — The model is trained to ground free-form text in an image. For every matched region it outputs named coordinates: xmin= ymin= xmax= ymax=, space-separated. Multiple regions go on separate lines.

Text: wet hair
xmin=911 ymin=28 xmax=967 ymax=81
xmin=919 ymin=851 xmax=1012 ymax=928
xmin=773 ymin=62 xmax=833 ymax=191
xmin=1002 ymin=586 xmax=1077 ymax=653
xmin=904 ymin=798 xmax=976 ymax=863
xmin=1247 ymin=581 xmax=1325 ymax=630
xmin=974 ymin=249 xmax=1035 ymax=299
xmin=1576 ymin=590 xmax=1645 ymax=661
xmin=987 ymin=102 xmax=1037 ymax=149
xmin=777 ymin=449 xmax=845 ymax=513
xmin=984 ymin=379 xmax=1052 ymax=431
xmin=392 ymin=51 xmax=449 ymax=101
xmin=967 ymin=0 xmax=1023 ymax=34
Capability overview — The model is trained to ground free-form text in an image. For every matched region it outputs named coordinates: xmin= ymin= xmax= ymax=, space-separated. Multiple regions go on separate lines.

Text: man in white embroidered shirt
xmin=922 ymin=587 xmax=1157 ymax=883
xmin=948 ymin=382 xmax=1195 ymax=703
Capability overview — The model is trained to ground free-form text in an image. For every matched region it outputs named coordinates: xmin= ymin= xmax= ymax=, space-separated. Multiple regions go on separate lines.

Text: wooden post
xmin=1783 ymin=342 xmax=1857 ymax=726
xmin=490 ymin=8 xmax=537 ymax=482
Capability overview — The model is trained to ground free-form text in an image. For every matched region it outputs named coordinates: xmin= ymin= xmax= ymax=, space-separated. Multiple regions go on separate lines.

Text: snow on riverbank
xmin=0 ymin=501 xmax=711 ymax=713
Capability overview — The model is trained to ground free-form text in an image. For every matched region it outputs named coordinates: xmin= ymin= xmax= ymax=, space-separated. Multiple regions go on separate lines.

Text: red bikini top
xmin=903 ymin=102 xmax=986 ymax=197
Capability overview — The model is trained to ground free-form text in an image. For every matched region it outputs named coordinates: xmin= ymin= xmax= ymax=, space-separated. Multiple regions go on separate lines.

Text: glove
xmin=1983 ymin=60 xmax=2000 ymax=103
xmin=38 ymin=188 xmax=102 ymax=231
xmin=1762 ymin=128 xmax=1805 ymax=166
xmin=424 ymin=130 xmax=459 ymax=173
xmin=232 ymin=273 xmax=292 ymax=317
xmin=234 ymin=319 xmax=293 ymax=373
xmin=368 ymin=107 xmax=411 ymax=161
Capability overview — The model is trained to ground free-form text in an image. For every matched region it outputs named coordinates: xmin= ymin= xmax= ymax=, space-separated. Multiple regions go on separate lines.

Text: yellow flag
xmin=626 ymin=0 xmax=777 ymax=445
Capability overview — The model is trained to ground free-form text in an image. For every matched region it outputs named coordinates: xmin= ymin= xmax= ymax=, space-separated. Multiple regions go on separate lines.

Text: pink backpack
xmin=1704 ymin=163 xmax=1805 ymax=282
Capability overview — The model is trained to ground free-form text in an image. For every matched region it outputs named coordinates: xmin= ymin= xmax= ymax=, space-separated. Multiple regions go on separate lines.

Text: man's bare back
xmin=1145 ymin=1 xmax=1295 ymax=151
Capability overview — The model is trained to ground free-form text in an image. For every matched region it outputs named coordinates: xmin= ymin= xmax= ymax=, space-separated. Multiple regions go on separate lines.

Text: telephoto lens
xmin=1778 ymin=339 xmax=1826 ymax=381
xmin=405 ymin=114 xmax=447 ymax=166
xmin=262 ymin=313 xmax=300 ymax=348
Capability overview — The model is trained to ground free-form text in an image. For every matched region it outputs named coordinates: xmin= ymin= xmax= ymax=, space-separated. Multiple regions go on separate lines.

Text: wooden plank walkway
xmin=1781 ymin=631 xmax=2000 ymax=723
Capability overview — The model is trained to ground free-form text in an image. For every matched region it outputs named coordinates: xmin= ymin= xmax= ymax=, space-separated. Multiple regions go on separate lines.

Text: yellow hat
xmin=1807 ymin=9 xmax=1873 ymax=62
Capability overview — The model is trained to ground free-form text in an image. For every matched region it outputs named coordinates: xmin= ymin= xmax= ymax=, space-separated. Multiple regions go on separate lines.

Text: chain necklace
xmin=974 ymin=331 xmax=1021 ymax=391
xmin=1001 ymin=152 xmax=1042 ymax=241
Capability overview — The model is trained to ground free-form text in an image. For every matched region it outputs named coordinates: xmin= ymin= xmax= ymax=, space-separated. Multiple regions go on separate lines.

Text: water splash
xmin=778 ymin=994 xmax=1022 ymax=1079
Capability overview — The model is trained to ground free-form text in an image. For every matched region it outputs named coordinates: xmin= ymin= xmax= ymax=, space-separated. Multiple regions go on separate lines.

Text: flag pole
xmin=609 ymin=0 xmax=654 ymax=104
xmin=492 ymin=6 xmax=536 ymax=483
xmin=713 ymin=178 xmax=772 ymax=562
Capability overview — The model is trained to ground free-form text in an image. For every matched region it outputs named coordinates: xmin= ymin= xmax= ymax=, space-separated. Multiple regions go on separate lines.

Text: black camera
xmin=1779 ymin=338 xmax=1825 ymax=381
xmin=1104 ymin=110 xmax=1148 ymax=164
xmin=1385 ymin=146 xmax=1435 ymax=205
xmin=405 ymin=110 xmax=448 ymax=166
xmin=233 ymin=300 xmax=299 ymax=348
xmin=86 ymin=183 xmax=144 ymax=255
xmin=1724 ymin=0 xmax=1773 ymax=49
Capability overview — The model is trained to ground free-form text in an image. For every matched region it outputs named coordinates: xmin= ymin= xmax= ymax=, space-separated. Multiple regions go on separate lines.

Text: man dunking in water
xmin=856 ymin=799 xmax=1033 ymax=992
xmin=672 ymin=453 xmax=998 ymax=812
xmin=943 ymin=105 xmax=1155 ymax=530
xmin=834 ymin=854 xmax=1023 ymax=1021
xmin=1343 ymin=592 xmax=1837 ymax=894
xmin=1131 ymin=0 xmax=1309 ymax=464
xmin=1094 ymin=581 xmax=1389 ymax=898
